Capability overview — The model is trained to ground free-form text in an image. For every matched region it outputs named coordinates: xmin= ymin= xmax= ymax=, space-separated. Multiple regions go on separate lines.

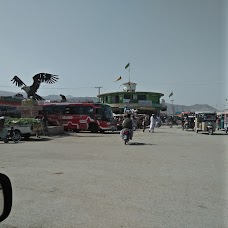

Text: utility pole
xmin=95 ymin=86 xmax=103 ymax=96
xmin=171 ymin=99 xmax=174 ymax=116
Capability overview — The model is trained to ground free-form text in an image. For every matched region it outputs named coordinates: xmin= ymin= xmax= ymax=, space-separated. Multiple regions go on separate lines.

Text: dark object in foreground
xmin=0 ymin=173 xmax=12 ymax=222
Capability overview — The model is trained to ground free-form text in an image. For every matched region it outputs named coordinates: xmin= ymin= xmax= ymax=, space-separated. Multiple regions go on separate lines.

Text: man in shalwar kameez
xmin=149 ymin=114 xmax=155 ymax=133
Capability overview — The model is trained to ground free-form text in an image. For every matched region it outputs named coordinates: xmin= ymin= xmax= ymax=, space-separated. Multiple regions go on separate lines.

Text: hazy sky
xmin=0 ymin=0 xmax=226 ymax=109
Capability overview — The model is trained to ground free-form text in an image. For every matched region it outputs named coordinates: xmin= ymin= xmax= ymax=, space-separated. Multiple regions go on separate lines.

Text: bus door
xmin=68 ymin=105 xmax=87 ymax=130
xmin=53 ymin=105 xmax=66 ymax=126
xmin=81 ymin=106 xmax=96 ymax=129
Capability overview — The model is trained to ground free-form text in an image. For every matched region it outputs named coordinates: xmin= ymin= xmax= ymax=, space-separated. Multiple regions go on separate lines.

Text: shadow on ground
xmin=103 ymin=131 xmax=120 ymax=135
xmin=200 ymin=132 xmax=228 ymax=136
xmin=127 ymin=142 xmax=156 ymax=146
xmin=23 ymin=137 xmax=53 ymax=142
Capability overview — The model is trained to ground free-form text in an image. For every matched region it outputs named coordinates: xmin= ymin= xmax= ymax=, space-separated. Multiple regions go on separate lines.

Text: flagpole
xmin=129 ymin=63 xmax=130 ymax=82
xmin=170 ymin=93 xmax=174 ymax=116
xmin=172 ymin=93 xmax=174 ymax=116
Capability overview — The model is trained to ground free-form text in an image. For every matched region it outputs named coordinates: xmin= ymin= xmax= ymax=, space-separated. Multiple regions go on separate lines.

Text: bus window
xmin=53 ymin=106 xmax=66 ymax=114
xmin=39 ymin=106 xmax=54 ymax=115
xmin=84 ymin=106 xmax=95 ymax=117
xmin=95 ymin=108 xmax=102 ymax=120
xmin=96 ymin=108 xmax=102 ymax=115
xmin=69 ymin=106 xmax=84 ymax=115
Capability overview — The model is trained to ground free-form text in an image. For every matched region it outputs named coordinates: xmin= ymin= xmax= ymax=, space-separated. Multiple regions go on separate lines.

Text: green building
xmin=98 ymin=82 xmax=167 ymax=114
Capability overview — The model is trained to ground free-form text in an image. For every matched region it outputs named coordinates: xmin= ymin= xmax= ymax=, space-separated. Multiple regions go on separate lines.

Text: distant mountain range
xmin=0 ymin=90 xmax=99 ymax=103
xmin=43 ymin=94 xmax=99 ymax=103
xmin=0 ymin=90 xmax=217 ymax=113
xmin=165 ymin=103 xmax=217 ymax=115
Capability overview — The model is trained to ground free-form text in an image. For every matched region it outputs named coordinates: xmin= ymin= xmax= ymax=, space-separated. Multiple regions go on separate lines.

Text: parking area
xmin=1 ymin=126 xmax=227 ymax=228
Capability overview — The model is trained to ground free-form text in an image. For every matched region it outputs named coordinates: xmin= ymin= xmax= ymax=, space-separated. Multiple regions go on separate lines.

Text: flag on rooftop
xmin=169 ymin=92 xmax=173 ymax=97
xmin=125 ymin=62 xmax=130 ymax=69
xmin=114 ymin=76 xmax=122 ymax=82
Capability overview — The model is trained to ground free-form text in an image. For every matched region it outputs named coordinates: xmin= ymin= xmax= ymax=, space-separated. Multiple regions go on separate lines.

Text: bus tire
xmin=89 ymin=123 xmax=98 ymax=133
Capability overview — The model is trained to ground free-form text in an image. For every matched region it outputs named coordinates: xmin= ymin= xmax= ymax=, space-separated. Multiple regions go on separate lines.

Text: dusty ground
xmin=0 ymin=126 xmax=227 ymax=228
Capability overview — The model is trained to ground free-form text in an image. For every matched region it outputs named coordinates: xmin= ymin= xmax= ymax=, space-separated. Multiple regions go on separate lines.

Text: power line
xmin=0 ymin=85 xmax=14 ymax=88
xmin=39 ymin=86 xmax=95 ymax=89
xmin=0 ymin=85 xmax=96 ymax=89
xmin=148 ymin=82 xmax=224 ymax=86
xmin=0 ymin=81 xmax=225 ymax=89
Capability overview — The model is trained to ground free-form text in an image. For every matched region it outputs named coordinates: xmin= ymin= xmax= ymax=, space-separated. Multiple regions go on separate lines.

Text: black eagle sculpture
xmin=60 ymin=94 xmax=67 ymax=102
xmin=11 ymin=73 xmax=58 ymax=100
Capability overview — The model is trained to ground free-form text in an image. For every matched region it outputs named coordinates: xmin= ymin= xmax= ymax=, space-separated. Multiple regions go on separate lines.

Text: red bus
xmin=38 ymin=102 xmax=117 ymax=133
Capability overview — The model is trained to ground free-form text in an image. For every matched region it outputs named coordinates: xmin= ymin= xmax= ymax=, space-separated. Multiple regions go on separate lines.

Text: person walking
xmin=169 ymin=116 xmax=173 ymax=128
xmin=142 ymin=115 xmax=147 ymax=132
xmin=156 ymin=115 xmax=161 ymax=128
xmin=42 ymin=115 xmax=49 ymax=136
xmin=149 ymin=114 xmax=155 ymax=133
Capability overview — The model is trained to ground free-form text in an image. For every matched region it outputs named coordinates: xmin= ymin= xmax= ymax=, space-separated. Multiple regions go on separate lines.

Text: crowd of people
xmin=116 ymin=112 xmax=175 ymax=140
xmin=114 ymin=112 xmax=177 ymax=132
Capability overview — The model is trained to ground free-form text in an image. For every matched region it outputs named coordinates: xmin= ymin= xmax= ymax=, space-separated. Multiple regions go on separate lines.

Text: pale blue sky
xmin=0 ymin=0 xmax=226 ymax=109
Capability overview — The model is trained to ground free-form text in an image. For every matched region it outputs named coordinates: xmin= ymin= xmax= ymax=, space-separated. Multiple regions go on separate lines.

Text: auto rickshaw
xmin=216 ymin=111 xmax=228 ymax=133
xmin=224 ymin=111 xmax=228 ymax=133
xmin=194 ymin=111 xmax=216 ymax=135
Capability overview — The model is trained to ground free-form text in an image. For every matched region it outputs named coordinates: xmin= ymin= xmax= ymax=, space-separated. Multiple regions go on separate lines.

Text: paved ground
xmin=0 ymin=126 xmax=227 ymax=228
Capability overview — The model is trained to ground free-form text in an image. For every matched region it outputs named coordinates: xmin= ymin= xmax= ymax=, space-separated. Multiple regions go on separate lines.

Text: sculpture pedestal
xmin=18 ymin=99 xmax=42 ymax=118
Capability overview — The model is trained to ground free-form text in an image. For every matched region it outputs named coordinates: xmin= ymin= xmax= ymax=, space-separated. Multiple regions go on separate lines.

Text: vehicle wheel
xmin=89 ymin=123 xmax=98 ymax=133
xmin=208 ymin=129 xmax=213 ymax=135
xmin=12 ymin=133 xmax=21 ymax=143
xmin=14 ymin=130 xmax=21 ymax=136
xmin=23 ymin=133 xmax=30 ymax=140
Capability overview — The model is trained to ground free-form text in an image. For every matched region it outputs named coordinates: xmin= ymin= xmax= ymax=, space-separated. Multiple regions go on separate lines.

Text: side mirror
xmin=0 ymin=174 xmax=12 ymax=222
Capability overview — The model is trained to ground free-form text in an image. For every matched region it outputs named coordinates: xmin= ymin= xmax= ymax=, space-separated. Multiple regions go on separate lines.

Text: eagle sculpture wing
xmin=33 ymin=93 xmax=45 ymax=101
xmin=31 ymin=73 xmax=59 ymax=93
xmin=11 ymin=76 xmax=26 ymax=87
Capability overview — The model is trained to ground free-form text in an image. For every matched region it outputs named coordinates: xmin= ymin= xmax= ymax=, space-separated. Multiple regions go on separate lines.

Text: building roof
xmin=98 ymin=91 xmax=164 ymax=97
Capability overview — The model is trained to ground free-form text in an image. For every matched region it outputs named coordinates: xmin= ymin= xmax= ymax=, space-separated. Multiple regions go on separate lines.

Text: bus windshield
xmin=103 ymin=105 xmax=113 ymax=119
xmin=96 ymin=105 xmax=113 ymax=120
